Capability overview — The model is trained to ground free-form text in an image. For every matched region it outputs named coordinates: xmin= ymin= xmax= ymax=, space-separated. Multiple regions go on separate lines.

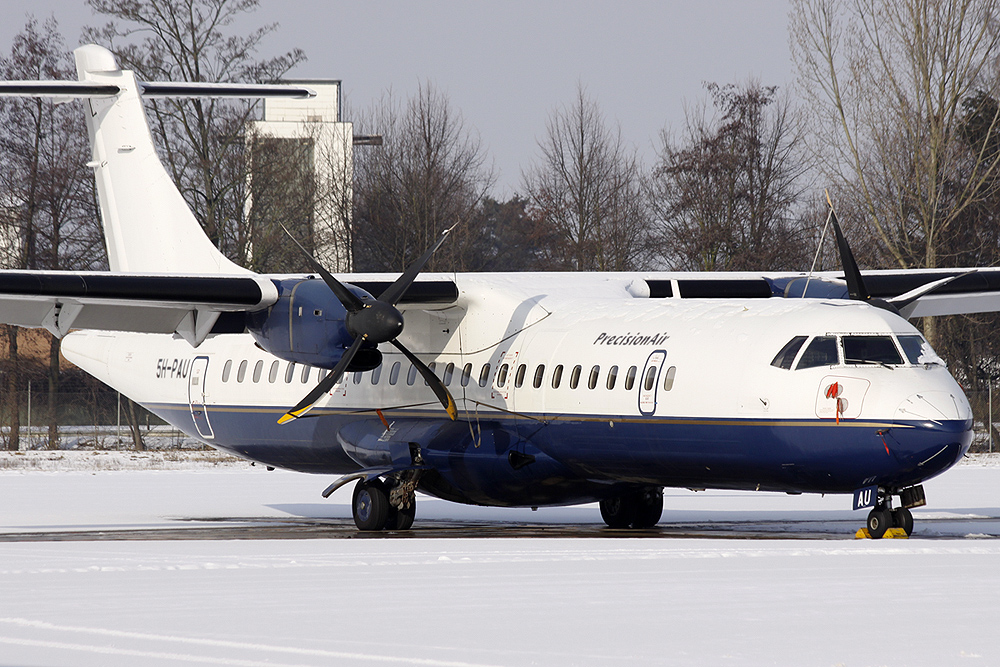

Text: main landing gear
xmin=599 ymin=487 xmax=663 ymax=529
xmin=352 ymin=477 xmax=417 ymax=532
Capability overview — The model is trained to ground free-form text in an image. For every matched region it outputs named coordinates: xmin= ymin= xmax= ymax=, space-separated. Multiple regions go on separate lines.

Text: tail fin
xmin=0 ymin=44 xmax=314 ymax=274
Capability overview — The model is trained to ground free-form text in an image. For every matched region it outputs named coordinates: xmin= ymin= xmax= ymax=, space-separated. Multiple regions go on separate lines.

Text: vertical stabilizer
xmin=75 ymin=45 xmax=248 ymax=274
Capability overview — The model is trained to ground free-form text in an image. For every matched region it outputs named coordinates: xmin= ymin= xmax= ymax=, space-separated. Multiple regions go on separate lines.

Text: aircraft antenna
xmin=802 ymin=191 xmax=836 ymax=297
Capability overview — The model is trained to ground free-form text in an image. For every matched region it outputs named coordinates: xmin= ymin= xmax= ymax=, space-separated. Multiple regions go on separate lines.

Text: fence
xmin=0 ymin=388 xmax=203 ymax=451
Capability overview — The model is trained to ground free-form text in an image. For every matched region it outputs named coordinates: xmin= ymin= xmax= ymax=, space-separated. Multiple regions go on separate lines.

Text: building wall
xmin=247 ymin=80 xmax=353 ymax=272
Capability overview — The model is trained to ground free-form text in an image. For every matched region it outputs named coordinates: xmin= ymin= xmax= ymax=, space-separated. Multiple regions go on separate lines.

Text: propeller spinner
xmin=277 ymin=225 xmax=458 ymax=424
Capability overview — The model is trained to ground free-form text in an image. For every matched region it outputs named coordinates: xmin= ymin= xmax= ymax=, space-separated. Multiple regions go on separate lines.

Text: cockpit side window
xmin=898 ymin=334 xmax=945 ymax=366
xmin=796 ymin=336 xmax=839 ymax=369
xmin=843 ymin=335 xmax=903 ymax=365
xmin=770 ymin=336 xmax=808 ymax=370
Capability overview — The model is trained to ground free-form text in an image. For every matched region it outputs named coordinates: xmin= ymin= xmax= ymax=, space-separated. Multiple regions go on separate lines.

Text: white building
xmin=246 ymin=80 xmax=353 ymax=272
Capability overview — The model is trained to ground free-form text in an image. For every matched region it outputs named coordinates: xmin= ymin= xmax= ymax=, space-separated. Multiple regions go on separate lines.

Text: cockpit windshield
xmin=897 ymin=334 xmax=945 ymax=366
xmin=843 ymin=335 xmax=902 ymax=365
xmin=796 ymin=336 xmax=838 ymax=369
xmin=771 ymin=332 xmax=944 ymax=370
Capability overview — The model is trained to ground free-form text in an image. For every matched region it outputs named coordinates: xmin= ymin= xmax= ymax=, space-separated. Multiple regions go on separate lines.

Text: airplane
xmin=1 ymin=44 xmax=998 ymax=537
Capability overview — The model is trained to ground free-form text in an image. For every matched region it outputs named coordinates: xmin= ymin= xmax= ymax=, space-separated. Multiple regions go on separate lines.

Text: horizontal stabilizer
xmin=139 ymin=81 xmax=314 ymax=99
xmin=0 ymin=81 xmax=120 ymax=98
xmin=0 ymin=80 xmax=314 ymax=100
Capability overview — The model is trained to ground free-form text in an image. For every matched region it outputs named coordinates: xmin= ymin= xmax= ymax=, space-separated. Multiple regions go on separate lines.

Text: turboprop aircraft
xmin=1 ymin=45 xmax=999 ymax=537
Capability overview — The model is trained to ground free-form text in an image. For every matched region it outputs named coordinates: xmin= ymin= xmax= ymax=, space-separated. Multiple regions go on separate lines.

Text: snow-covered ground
xmin=1 ymin=454 xmax=999 ymax=666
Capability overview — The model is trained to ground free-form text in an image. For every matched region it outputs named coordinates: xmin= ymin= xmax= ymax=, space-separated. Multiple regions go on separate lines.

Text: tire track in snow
xmin=0 ymin=618 xmax=506 ymax=667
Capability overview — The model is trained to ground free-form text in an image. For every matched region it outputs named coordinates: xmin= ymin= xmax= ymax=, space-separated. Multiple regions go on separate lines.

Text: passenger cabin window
xmin=461 ymin=363 xmax=472 ymax=387
xmin=237 ymin=360 xmax=248 ymax=383
xmin=479 ymin=364 xmax=491 ymax=387
xmin=443 ymin=363 xmax=455 ymax=386
xmin=301 ymin=365 xmax=310 ymax=383
xmin=371 ymin=365 xmax=382 ymax=384
xmin=222 ymin=360 xmax=232 ymax=382
xmin=533 ymin=365 xmax=545 ymax=389
xmin=588 ymin=365 xmax=600 ymax=390
xmin=284 ymin=362 xmax=296 ymax=383
xmin=269 ymin=361 xmax=280 ymax=383
xmin=569 ymin=365 xmax=582 ymax=389
xmin=514 ymin=364 xmax=526 ymax=388
xmin=663 ymin=366 xmax=677 ymax=391
xmin=389 ymin=361 xmax=401 ymax=385
xmin=843 ymin=335 xmax=903 ymax=366
xmin=607 ymin=365 xmax=618 ymax=390
xmin=643 ymin=366 xmax=657 ymax=391
xmin=551 ymin=364 xmax=563 ymax=389
xmin=796 ymin=336 xmax=839 ymax=369
xmin=252 ymin=360 xmax=263 ymax=383
xmin=407 ymin=364 xmax=418 ymax=386
xmin=497 ymin=364 xmax=509 ymax=387
xmin=625 ymin=366 xmax=637 ymax=390
xmin=898 ymin=334 xmax=943 ymax=366
xmin=771 ymin=336 xmax=808 ymax=370
xmin=353 ymin=371 xmax=363 ymax=384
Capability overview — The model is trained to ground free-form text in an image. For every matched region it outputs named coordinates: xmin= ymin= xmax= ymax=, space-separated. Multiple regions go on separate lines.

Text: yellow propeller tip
xmin=277 ymin=413 xmax=295 ymax=425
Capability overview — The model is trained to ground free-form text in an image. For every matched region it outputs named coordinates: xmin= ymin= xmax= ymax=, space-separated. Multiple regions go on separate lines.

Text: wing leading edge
xmin=0 ymin=271 xmax=277 ymax=346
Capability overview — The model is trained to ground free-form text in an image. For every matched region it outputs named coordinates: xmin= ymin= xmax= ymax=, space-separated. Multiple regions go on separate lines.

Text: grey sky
xmin=0 ymin=1 xmax=795 ymax=196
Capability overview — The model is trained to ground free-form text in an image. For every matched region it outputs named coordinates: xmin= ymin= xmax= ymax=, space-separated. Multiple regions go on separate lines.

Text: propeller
xmin=277 ymin=225 xmax=458 ymax=424
xmin=825 ymin=194 xmax=970 ymax=317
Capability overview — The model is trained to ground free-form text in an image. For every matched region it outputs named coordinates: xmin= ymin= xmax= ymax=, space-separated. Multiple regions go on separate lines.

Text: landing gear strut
xmin=351 ymin=477 xmax=418 ymax=532
xmin=600 ymin=488 xmax=663 ymax=529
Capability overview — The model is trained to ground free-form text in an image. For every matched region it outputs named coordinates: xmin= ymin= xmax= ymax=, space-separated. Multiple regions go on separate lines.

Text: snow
xmin=1 ymin=454 xmax=1000 ymax=666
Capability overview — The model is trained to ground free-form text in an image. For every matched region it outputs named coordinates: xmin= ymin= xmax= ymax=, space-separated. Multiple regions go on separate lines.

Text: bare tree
xmin=790 ymin=0 xmax=1000 ymax=342
xmin=352 ymin=83 xmax=495 ymax=272
xmin=0 ymin=17 xmax=105 ymax=450
xmin=522 ymin=85 xmax=652 ymax=272
xmin=649 ymin=81 xmax=809 ymax=271
xmin=83 ymin=0 xmax=306 ymax=260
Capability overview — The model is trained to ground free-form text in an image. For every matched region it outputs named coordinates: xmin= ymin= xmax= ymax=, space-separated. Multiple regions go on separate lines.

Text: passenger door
xmin=638 ymin=349 xmax=667 ymax=416
xmin=188 ymin=356 xmax=215 ymax=439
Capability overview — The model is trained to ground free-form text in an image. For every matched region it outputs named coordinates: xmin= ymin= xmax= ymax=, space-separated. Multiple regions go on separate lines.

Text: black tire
xmin=631 ymin=489 xmax=663 ymax=528
xmin=892 ymin=506 xmax=914 ymax=536
xmin=353 ymin=480 xmax=389 ymax=531
xmin=385 ymin=500 xmax=416 ymax=531
xmin=600 ymin=494 xmax=637 ymax=528
xmin=867 ymin=507 xmax=892 ymax=539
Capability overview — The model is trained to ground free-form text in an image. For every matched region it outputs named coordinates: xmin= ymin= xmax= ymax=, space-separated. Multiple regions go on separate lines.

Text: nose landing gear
xmin=859 ymin=486 xmax=922 ymax=539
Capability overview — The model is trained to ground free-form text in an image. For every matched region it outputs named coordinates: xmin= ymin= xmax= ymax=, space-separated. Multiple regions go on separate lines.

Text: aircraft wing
xmin=0 ymin=270 xmax=277 ymax=346
xmin=641 ymin=267 xmax=1000 ymax=318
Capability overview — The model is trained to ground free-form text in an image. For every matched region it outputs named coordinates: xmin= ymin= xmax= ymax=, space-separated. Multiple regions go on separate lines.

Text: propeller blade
xmin=378 ymin=224 xmax=457 ymax=307
xmin=279 ymin=224 xmax=365 ymax=312
xmin=390 ymin=339 xmax=458 ymax=420
xmin=825 ymin=198 xmax=870 ymax=302
xmin=888 ymin=270 xmax=977 ymax=318
xmin=278 ymin=335 xmax=367 ymax=424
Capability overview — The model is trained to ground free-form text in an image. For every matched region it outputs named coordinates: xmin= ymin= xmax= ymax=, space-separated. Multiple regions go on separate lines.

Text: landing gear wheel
xmin=866 ymin=507 xmax=892 ymax=539
xmin=892 ymin=506 xmax=914 ymax=536
xmin=353 ymin=480 xmax=389 ymax=531
xmin=600 ymin=494 xmax=637 ymax=528
xmin=631 ymin=489 xmax=663 ymax=528
xmin=385 ymin=502 xmax=416 ymax=531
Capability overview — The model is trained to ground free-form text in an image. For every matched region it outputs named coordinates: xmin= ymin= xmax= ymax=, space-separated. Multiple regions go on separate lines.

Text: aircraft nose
xmin=894 ymin=390 xmax=972 ymax=423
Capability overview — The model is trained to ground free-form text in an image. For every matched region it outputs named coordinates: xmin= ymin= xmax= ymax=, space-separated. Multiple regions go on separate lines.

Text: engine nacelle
xmin=247 ymin=277 xmax=382 ymax=370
